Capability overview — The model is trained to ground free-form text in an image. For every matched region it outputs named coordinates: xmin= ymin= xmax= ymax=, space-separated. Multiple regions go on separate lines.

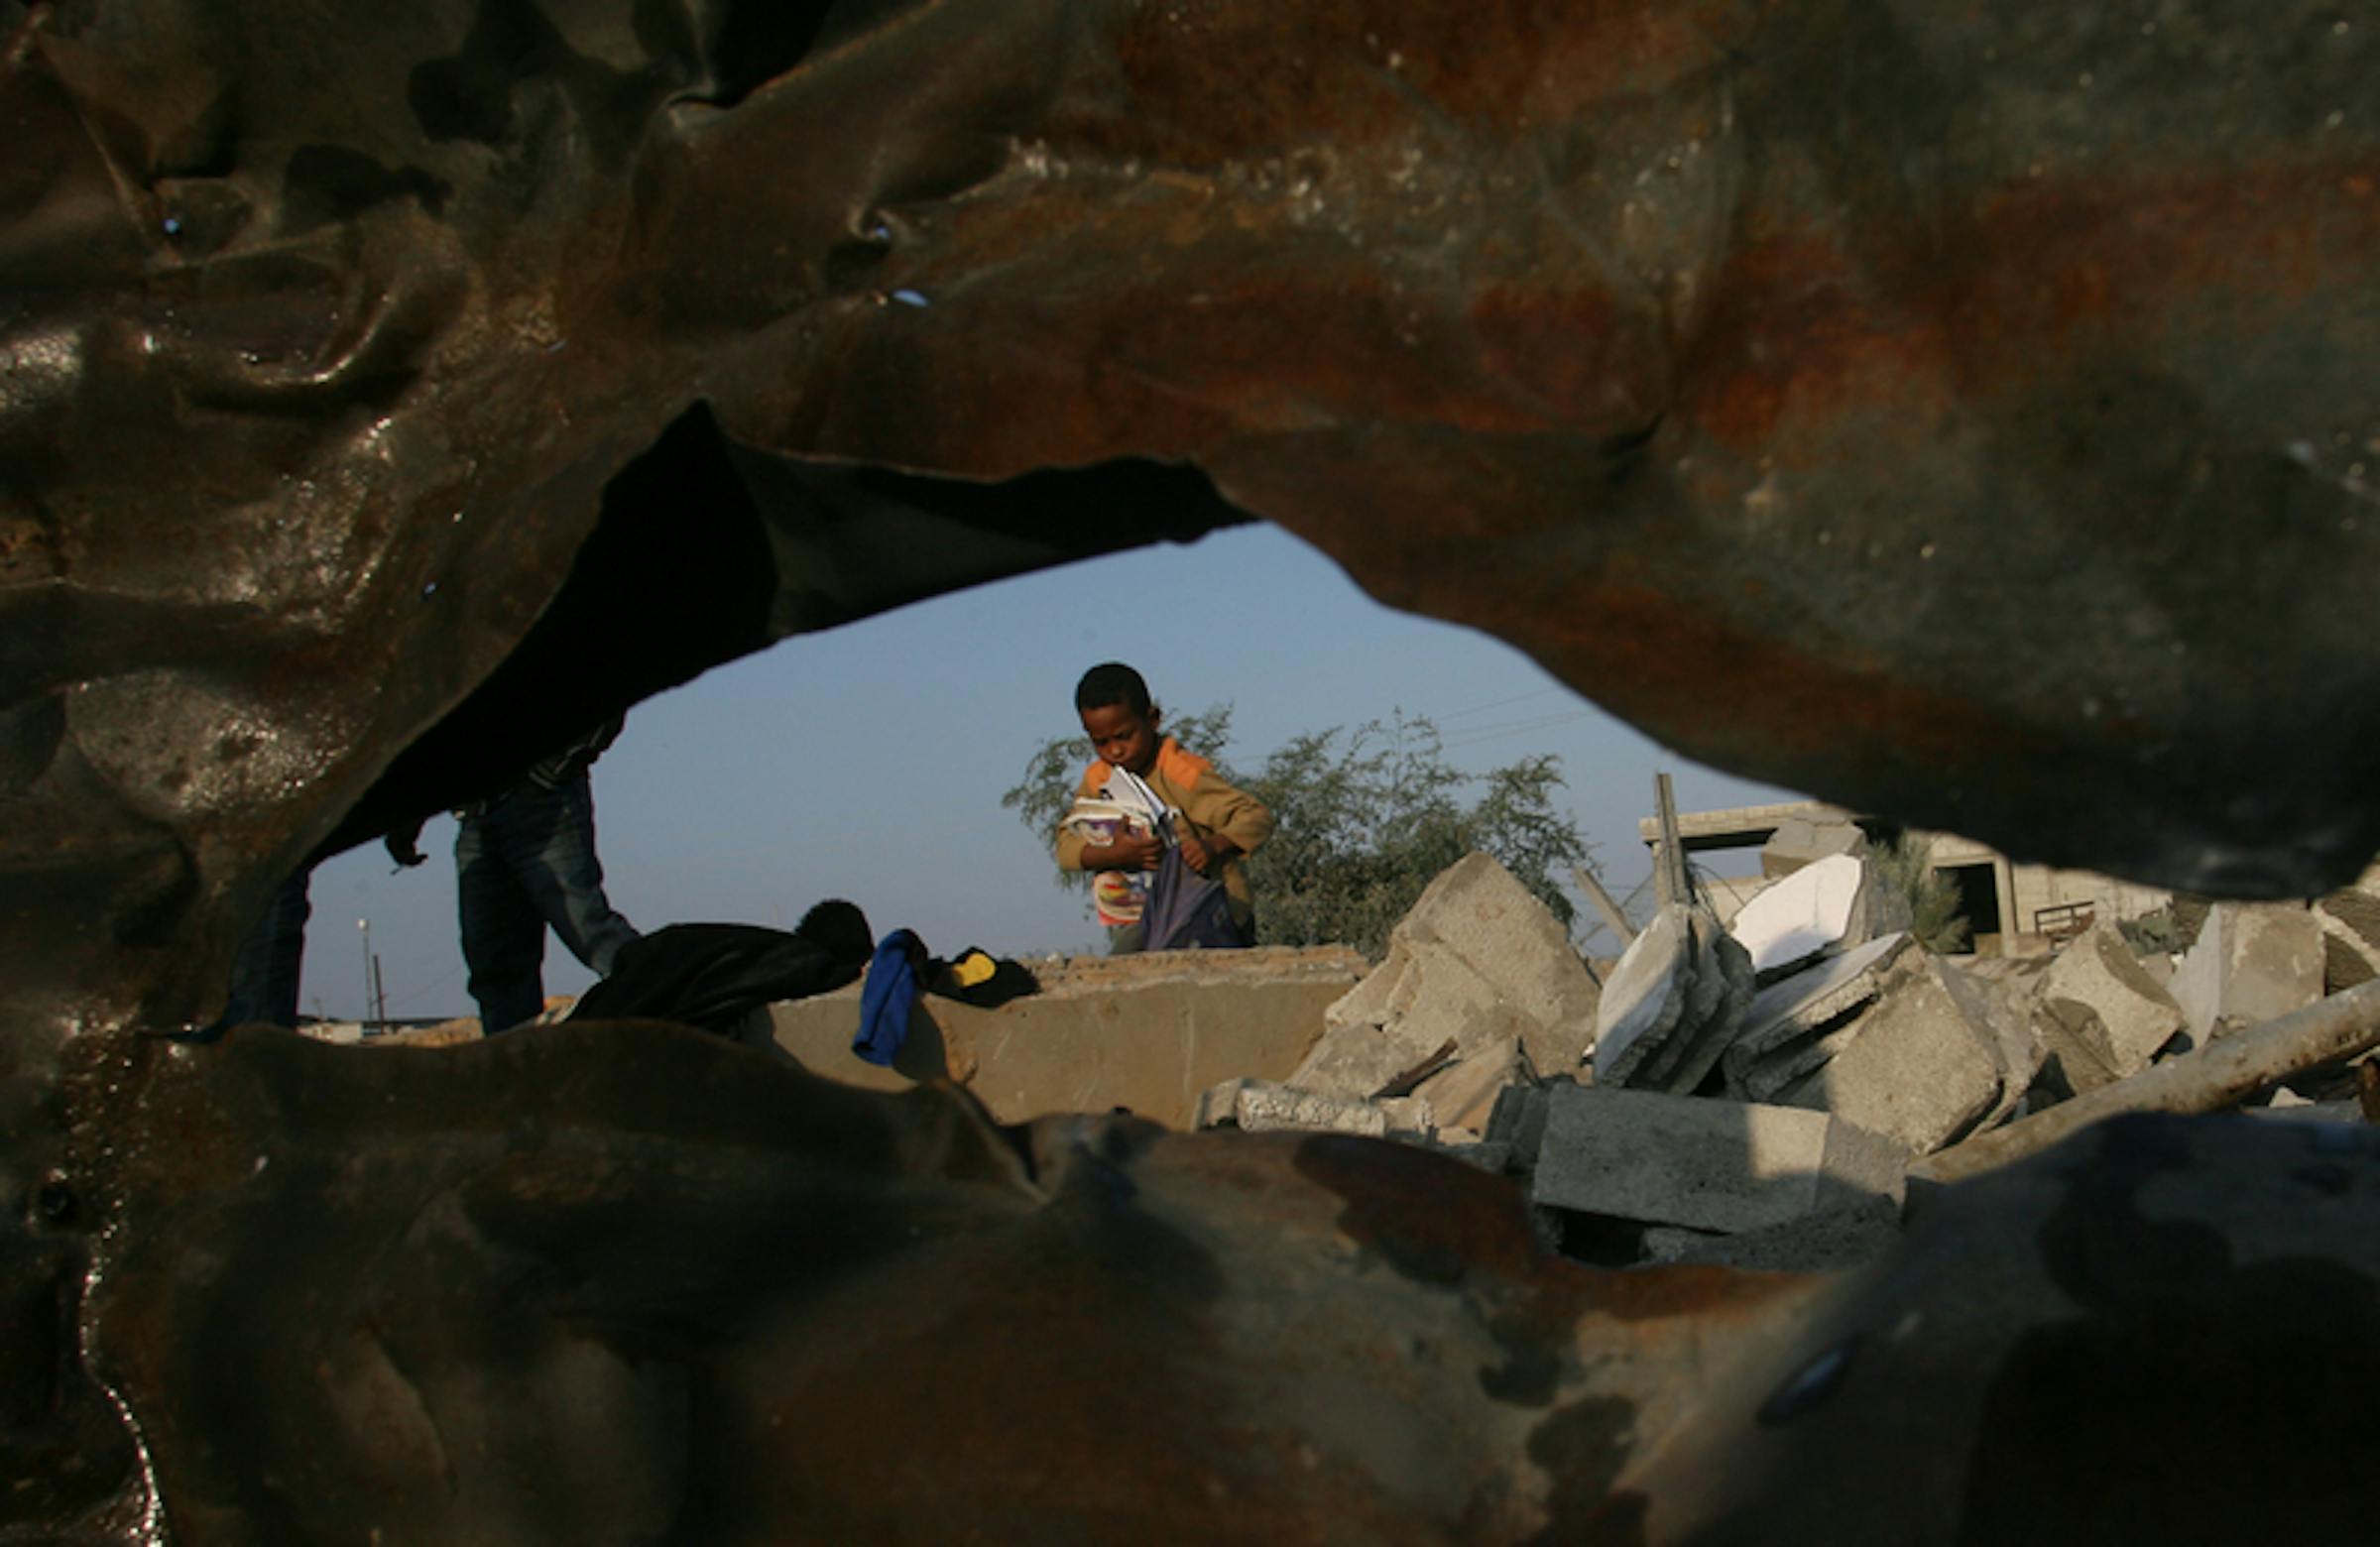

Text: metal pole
xmin=1654 ymin=772 xmax=1690 ymax=907
xmin=1912 ymin=979 xmax=2380 ymax=1185
xmin=1572 ymin=863 xmax=1637 ymax=947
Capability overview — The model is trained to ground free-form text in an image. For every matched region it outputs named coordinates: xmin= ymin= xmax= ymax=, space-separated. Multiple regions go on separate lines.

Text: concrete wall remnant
xmin=767 ymin=946 xmax=1364 ymax=1129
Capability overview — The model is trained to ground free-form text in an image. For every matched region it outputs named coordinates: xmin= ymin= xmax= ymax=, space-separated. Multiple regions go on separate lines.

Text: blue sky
xmin=300 ymin=523 xmax=1797 ymax=1022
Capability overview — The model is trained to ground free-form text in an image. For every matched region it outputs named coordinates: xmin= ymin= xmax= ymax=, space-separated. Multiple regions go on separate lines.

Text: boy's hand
xmin=1179 ymin=835 xmax=1236 ymax=876
xmin=1109 ymin=830 xmax=1164 ymax=872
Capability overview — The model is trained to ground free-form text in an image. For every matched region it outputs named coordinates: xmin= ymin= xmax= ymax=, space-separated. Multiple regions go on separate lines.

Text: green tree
xmin=1866 ymin=833 xmax=1970 ymax=954
xmin=1001 ymin=706 xmax=1592 ymax=960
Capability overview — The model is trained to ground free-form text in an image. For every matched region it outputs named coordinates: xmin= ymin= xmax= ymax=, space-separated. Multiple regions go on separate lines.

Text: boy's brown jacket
xmin=1054 ymin=738 xmax=1274 ymax=928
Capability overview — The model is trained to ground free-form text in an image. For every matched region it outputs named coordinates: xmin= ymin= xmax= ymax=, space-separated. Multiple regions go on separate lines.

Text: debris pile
xmin=1200 ymin=829 xmax=2380 ymax=1275
xmin=1198 ymin=853 xmax=1599 ymax=1141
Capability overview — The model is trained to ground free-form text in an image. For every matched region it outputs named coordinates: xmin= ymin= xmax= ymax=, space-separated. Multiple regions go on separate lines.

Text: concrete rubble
xmin=1591 ymin=903 xmax=1756 ymax=1093
xmin=1374 ymin=850 xmax=2373 ymax=1271
xmin=1777 ymin=951 xmax=2037 ymax=1155
xmin=1194 ymin=854 xmax=1597 ymax=1142
xmin=775 ymin=848 xmax=2380 ymax=1277
xmin=2314 ymin=862 xmax=2380 ymax=993
xmin=2029 ymin=916 xmax=2187 ymax=1094
xmin=1722 ymin=932 xmax=1914 ymax=1100
xmin=2169 ymin=901 xmax=2324 ymax=1043
xmin=1759 ymin=812 xmax=1866 ymax=879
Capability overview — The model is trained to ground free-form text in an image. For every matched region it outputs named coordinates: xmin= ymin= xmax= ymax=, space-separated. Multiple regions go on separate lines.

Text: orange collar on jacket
xmin=1082 ymin=736 xmax=1210 ymax=794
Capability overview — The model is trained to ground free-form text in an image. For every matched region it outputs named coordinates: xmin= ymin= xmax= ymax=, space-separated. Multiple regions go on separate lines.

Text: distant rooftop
xmin=1634 ymin=799 xmax=1860 ymax=853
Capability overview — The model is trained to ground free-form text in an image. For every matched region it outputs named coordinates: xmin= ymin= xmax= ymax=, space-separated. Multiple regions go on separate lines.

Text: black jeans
xmin=215 ymin=869 xmax=312 ymax=1029
xmin=456 ymin=774 xmax=637 ymax=1033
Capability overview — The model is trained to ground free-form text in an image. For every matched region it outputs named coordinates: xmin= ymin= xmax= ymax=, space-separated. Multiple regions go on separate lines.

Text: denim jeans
xmin=456 ymin=774 xmax=637 ymax=1033
xmin=214 ymin=869 xmax=313 ymax=1030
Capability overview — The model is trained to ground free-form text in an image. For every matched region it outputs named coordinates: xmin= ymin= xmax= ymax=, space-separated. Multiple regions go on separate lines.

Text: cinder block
xmin=1529 ymin=1084 xmax=1906 ymax=1234
xmin=1485 ymin=1083 xmax=1555 ymax=1171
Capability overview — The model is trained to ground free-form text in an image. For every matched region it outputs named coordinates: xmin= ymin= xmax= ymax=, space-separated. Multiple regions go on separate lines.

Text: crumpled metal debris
xmin=7 ymin=0 xmax=2380 ymax=1536
xmin=6 ymin=0 xmax=2379 ymax=1041
xmin=12 ymin=1027 xmax=2380 ymax=1541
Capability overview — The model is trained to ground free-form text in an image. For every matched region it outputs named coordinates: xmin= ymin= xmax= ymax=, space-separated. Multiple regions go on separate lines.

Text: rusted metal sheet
xmin=7 ymin=0 xmax=2380 ymax=1537
xmin=6 ymin=0 xmax=2379 ymax=1041
xmin=13 ymin=1028 xmax=2380 ymax=1541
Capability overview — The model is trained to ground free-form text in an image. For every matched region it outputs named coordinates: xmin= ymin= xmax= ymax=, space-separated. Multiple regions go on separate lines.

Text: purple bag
xmin=1140 ymin=844 xmax=1244 ymax=951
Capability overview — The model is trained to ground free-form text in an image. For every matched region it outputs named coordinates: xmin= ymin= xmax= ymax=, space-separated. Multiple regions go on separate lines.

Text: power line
xmin=1438 ymin=709 xmax=1596 ymax=752
xmin=1429 ymin=685 xmax=1570 ymax=722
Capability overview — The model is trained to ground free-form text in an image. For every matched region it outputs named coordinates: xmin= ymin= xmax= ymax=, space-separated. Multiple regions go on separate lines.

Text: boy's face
xmin=1081 ymin=701 xmax=1161 ymax=775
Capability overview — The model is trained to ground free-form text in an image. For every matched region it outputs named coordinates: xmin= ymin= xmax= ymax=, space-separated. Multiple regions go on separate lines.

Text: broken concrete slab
xmin=2031 ymin=916 xmax=2186 ymax=1087
xmin=2315 ymin=867 xmax=2380 ymax=994
xmin=2169 ymin=901 xmax=2324 ymax=1043
xmin=1410 ymin=1034 xmax=1531 ymax=1134
xmin=1639 ymin=1206 xmax=1902 ymax=1273
xmin=1947 ymin=960 xmax=2043 ymax=1132
xmin=1759 ymin=814 xmax=1866 ymax=881
xmin=1529 ymin=1084 xmax=1906 ymax=1235
xmin=1782 ymin=953 xmax=2014 ymax=1155
xmin=1389 ymin=852 xmax=1603 ymax=1041
xmin=1588 ymin=904 xmax=1692 ymax=1086
xmin=1634 ymin=910 xmax=1756 ymax=1095
xmin=1230 ymin=1080 xmax=1391 ymax=1136
xmin=1297 ymin=940 xmax=1510 ymax=1099
xmin=1300 ymin=853 xmax=1600 ymax=1098
xmin=1723 ymin=933 xmax=1914 ymax=1101
xmin=1729 ymin=853 xmax=1864 ymax=977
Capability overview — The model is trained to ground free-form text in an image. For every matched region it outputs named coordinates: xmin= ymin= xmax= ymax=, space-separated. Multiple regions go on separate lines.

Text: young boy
xmin=1055 ymin=662 xmax=1274 ymax=953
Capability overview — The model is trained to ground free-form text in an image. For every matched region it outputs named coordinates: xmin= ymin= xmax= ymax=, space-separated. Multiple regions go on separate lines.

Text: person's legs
xmin=218 ymin=869 xmax=312 ymax=1029
xmin=506 ymin=774 xmax=639 ymax=978
xmin=457 ymin=806 xmax=548 ymax=1033
xmin=1105 ymin=920 xmax=1145 ymax=956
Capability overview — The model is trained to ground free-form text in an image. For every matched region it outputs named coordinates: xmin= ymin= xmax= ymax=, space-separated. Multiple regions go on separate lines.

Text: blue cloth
xmin=854 ymin=929 xmax=925 ymax=1067
xmin=457 ymin=772 xmax=638 ymax=1033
